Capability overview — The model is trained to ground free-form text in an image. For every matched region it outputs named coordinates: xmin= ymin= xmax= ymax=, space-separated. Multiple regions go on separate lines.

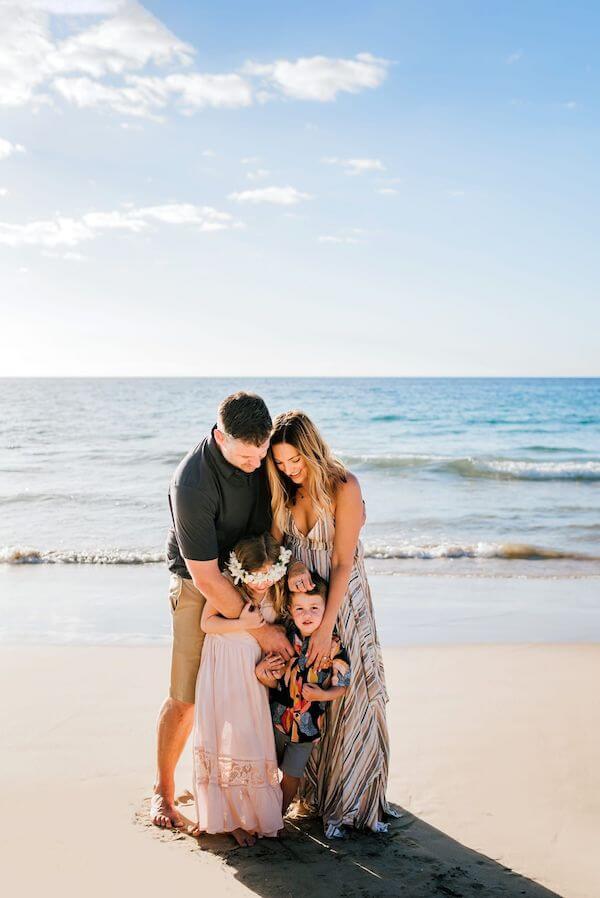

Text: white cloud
xmin=447 ymin=189 xmax=465 ymax=198
xmin=318 ymin=234 xmax=360 ymax=245
xmin=0 ymin=1 xmax=192 ymax=110
xmin=31 ymin=1 xmax=124 ymax=12
xmin=228 ymin=186 xmax=312 ymax=206
xmin=201 ymin=149 xmax=216 ymax=157
xmin=241 ymin=156 xmax=261 ymax=165
xmin=243 ymin=52 xmax=389 ymax=101
xmin=0 ymin=138 xmax=26 ymax=161
xmin=318 ymin=227 xmax=365 ymax=244
xmin=377 ymin=187 xmax=397 ymax=195
xmin=0 ymin=201 xmax=242 ymax=248
xmin=52 ymin=71 xmax=253 ymax=118
xmin=246 ymin=169 xmax=270 ymax=181
xmin=0 ymin=5 xmax=54 ymax=107
xmin=156 ymin=72 xmax=252 ymax=111
xmin=42 ymin=249 xmax=88 ymax=260
xmin=0 ymin=216 xmax=94 ymax=247
xmin=506 ymin=50 xmax=523 ymax=64
xmin=0 ymin=188 xmax=8 ymax=196
xmin=48 ymin=2 xmax=194 ymax=78
xmin=322 ymin=156 xmax=385 ymax=175
xmin=0 ymin=7 xmax=388 ymax=119
xmin=52 ymin=75 xmax=164 ymax=119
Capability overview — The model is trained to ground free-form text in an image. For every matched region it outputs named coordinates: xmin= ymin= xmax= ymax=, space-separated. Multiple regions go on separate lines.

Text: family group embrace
xmin=152 ymin=391 xmax=397 ymax=846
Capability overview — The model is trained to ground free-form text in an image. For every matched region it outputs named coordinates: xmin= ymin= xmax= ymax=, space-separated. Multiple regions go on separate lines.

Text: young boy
xmin=255 ymin=571 xmax=351 ymax=814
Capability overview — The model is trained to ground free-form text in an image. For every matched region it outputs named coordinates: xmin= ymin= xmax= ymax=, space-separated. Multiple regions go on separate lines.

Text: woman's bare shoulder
xmin=333 ymin=470 xmax=362 ymax=505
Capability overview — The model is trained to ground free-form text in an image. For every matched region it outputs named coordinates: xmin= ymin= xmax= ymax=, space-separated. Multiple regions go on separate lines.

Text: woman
xmin=267 ymin=410 xmax=397 ymax=838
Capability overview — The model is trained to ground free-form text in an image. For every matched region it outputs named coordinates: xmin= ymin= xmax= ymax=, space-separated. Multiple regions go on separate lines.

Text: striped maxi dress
xmin=283 ymin=507 xmax=397 ymax=836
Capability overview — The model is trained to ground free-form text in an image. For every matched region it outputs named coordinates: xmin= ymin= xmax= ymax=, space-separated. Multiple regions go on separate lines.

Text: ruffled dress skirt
xmin=193 ymin=631 xmax=283 ymax=836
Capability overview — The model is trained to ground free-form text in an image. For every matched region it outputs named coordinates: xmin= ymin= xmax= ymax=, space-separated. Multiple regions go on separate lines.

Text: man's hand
xmin=252 ymin=623 xmax=294 ymax=659
xmin=287 ymin=562 xmax=314 ymax=593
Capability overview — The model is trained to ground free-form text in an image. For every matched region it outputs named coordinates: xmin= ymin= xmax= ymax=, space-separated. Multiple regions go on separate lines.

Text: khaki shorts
xmin=168 ymin=573 xmax=207 ymax=705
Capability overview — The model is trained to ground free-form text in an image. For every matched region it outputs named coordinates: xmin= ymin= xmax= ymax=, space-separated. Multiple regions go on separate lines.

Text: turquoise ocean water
xmin=1 ymin=377 xmax=598 ymax=579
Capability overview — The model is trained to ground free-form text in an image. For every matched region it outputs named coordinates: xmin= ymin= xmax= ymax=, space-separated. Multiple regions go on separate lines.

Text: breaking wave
xmin=340 ymin=453 xmax=600 ymax=481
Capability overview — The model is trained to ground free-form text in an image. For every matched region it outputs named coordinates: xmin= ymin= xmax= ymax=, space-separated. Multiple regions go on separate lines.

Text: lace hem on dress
xmin=194 ymin=748 xmax=280 ymax=787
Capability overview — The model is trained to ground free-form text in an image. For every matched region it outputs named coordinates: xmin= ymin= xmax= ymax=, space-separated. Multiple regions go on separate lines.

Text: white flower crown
xmin=227 ymin=545 xmax=292 ymax=586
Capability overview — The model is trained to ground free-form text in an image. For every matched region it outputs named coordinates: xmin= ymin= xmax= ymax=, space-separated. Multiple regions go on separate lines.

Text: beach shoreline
xmin=2 ymin=564 xmax=600 ymax=646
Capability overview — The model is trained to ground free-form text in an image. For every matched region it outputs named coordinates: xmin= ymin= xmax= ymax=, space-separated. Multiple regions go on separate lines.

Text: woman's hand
xmin=306 ymin=623 xmax=335 ymax=670
xmin=287 ymin=562 xmax=315 ymax=593
xmin=240 ymin=603 xmax=264 ymax=630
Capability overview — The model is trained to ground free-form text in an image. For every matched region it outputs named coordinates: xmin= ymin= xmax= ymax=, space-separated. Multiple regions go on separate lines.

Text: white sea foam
xmin=2 ymin=542 xmax=597 ymax=565
xmin=362 ymin=541 xmax=600 ymax=561
xmin=0 ymin=546 xmax=165 ymax=564
xmin=341 ymin=453 xmax=600 ymax=480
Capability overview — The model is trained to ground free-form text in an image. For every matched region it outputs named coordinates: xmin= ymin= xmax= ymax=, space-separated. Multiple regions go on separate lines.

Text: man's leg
xmin=151 ymin=697 xmax=194 ymax=827
xmin=151 ymin=574 xmax=205 ymax=828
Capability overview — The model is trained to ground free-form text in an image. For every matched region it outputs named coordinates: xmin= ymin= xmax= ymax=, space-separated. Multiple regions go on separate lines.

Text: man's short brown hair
xmin=217 ymin=392 xmax=272 ymax=446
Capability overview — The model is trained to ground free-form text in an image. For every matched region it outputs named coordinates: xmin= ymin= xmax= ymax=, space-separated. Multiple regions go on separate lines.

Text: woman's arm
xmin=271 ymin=522 xmax=315 ymax=592
xmin=306 ymin=473 xmax=363 ymax=668
xmin=201 ymin=601 xmax=264 ymax=634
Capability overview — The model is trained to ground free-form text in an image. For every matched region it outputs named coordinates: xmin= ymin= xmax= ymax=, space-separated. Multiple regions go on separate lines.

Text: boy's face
xmin=289 ymin=591 xmax=325 ymax=636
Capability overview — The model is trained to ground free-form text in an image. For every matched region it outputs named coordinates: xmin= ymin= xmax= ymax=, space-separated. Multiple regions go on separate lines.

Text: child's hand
xmin=302 ymin=683 xmax=324 ymax=701
xmin=240 ymin=603 xmax=264 ymax=629
xmin=266 ymin=652 xmax=286 ymax=679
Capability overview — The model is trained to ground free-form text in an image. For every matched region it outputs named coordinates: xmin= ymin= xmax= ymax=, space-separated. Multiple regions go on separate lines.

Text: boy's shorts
xmin=274 ymin=728 xmax=315 ymax=778
xmin=168 ymin=573 xmax=207 ymax=705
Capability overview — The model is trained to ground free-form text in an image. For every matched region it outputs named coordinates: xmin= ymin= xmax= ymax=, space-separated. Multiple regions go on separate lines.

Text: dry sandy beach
xmin=2 ymin=643 xmax=598 ymax=898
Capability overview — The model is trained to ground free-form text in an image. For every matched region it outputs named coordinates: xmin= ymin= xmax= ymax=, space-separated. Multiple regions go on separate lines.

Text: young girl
xmin=192 ymin=533 xmax=291 ymax=847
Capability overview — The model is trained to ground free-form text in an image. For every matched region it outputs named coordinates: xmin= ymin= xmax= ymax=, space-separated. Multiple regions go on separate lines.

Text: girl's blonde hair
xmin=266 ymin=410 xmax=347 ymax=537
xmin=231 ymin=531 xmax=287 ymax=618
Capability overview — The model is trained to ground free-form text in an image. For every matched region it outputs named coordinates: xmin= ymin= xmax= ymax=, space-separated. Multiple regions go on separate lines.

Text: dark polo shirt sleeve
xmin=166 ymin=427 xmax=272 ymax=579
xmin=170 ymin=484 xmax=219 ymax=563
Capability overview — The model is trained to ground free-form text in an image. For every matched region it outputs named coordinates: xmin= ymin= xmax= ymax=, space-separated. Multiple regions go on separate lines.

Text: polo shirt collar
xmin=207 ymin=425 xmax=246 ymax=480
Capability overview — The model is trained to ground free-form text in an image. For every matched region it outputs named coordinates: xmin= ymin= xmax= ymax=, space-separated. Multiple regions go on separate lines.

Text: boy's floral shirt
xmin=269 ymin=621 xmax=351 ymax=743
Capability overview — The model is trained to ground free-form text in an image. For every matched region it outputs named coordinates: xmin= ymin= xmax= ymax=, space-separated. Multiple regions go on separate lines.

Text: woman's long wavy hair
xmin=267 ymin=410 xmax=348 ymax=537
xmin=231 ymin=531 xmax=287 ymax=618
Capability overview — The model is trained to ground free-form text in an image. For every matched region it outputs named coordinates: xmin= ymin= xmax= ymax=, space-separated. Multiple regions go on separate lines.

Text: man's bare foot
xmin=231 ymin=828 xmax=256 ymax=847
xmin=150 ymin=792 xmax=184 ymax=829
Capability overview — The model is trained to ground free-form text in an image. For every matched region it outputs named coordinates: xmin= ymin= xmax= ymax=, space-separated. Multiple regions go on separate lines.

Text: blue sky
xmin=0 ymin=1 xmax=598 ymax=376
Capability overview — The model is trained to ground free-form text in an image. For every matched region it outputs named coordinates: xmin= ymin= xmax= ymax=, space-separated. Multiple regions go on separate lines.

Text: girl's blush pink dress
xmin=192 ymin=598 xmax=283 ymax=837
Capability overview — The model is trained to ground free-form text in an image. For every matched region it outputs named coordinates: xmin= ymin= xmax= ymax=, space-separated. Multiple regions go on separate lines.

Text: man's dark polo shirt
xmin=166 ymin=427 xmax=272 ymax=579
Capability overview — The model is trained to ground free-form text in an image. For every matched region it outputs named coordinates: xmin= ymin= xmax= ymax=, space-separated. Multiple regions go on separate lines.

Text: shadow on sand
xmin=136 ymin=792 xmax=563 ymax=898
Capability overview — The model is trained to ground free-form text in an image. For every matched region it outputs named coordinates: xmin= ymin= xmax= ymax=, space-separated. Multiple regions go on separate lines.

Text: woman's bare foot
xmin=150 ymin=792 xmax=184 ymax=829
xmin=231 ymin=828 xmax=256 ymax=847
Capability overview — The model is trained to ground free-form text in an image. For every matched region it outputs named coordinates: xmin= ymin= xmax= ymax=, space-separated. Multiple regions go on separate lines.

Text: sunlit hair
xmin=267 ymin=410 xmax=347 ymax=537
xmin=230 ymin=532 xmax=286 ymax=617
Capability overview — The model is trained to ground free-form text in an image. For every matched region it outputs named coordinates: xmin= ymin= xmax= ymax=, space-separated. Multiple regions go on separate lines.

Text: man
xmin=151 ymin=391 xmax=302 ymax=828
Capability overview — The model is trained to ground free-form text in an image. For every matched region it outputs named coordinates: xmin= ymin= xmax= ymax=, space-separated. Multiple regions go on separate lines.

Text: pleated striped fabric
xmin=284 ymin=509 xmax=395 ymax=833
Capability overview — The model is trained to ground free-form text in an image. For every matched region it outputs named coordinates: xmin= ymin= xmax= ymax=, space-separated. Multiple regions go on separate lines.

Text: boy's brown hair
xmin=288 ymin=570 xmax=328 ymax=607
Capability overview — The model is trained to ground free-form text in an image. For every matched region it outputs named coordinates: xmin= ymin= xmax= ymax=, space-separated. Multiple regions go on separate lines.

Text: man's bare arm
xmin=184 ymin=558 xmax=244 ymax=619
xmin=185 ymin=558 xmax=294 ymax=658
